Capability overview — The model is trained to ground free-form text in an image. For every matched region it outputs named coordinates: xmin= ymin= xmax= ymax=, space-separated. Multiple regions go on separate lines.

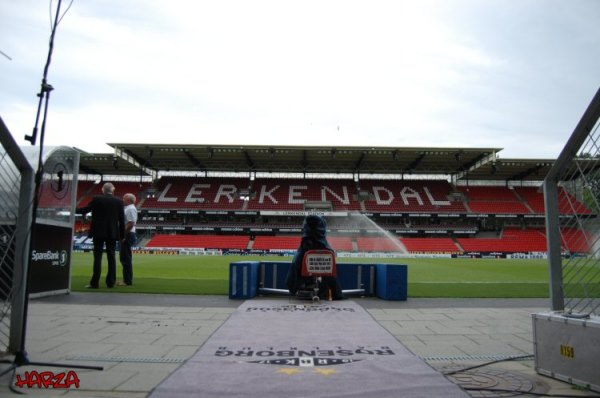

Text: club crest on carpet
xmin=245 ymin=304 xmax=356 ymax=312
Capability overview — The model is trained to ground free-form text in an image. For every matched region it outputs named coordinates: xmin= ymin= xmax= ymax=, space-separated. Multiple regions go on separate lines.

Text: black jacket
xmin=286 ymin=215 xmax=344 ymax=299
xmin=77 ymin=194 xmax=125 ymax=241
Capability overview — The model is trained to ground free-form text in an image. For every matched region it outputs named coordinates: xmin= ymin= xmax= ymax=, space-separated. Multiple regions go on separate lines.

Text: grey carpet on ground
xmin=149 ymin=299 xmax=470 ymax=398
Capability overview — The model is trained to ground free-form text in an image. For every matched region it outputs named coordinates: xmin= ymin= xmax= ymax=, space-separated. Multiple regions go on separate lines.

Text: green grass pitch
xmin=70 ymin=252 xmax=553 ymax=298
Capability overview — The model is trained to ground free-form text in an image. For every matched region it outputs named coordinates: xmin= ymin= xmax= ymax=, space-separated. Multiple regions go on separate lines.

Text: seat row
xmin=144 ymin=228 xmax=589 ymax=253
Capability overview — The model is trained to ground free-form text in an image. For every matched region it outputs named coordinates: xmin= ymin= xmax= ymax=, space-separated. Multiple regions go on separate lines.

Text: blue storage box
xmin=375 ymin=263 xmax=408 ymax=300
xmin=229 ymin=261 xmax=259 ymax=299
xmin=258 ymin=261 xmax=290 ymax=290
xmin=336 ymin=263 xmax=376 ymax=295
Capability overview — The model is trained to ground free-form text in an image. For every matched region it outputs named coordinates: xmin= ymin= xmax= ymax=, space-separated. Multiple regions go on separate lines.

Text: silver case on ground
xmin=532 ymin=312 xmax=600 ymax=392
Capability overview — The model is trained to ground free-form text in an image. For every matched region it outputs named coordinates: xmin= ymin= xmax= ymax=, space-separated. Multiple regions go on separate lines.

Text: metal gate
xmin=544 ymin=87 xmax=600 ymax=315
xmin=535 ymin=87 xmax=600 ymax=391
xmin=0 ymin=116 xmax=35 ymax=354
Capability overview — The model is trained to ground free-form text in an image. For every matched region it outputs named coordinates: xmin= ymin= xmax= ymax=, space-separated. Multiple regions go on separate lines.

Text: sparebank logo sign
xmin=31 ymin=250 xmax=68 ymax=266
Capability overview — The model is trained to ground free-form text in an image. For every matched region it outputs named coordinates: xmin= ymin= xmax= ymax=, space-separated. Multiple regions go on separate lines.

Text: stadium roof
xmin=462 ymin=158 xmax=555 ymax=182
xmin=78 ymin=151 xmax=152 ymax=177
xmin=77 ymin=143 xmax=555 ymax=183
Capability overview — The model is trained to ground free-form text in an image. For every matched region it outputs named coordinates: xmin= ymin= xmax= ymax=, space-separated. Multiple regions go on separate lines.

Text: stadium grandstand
xmin=71 ymin=144 xmax=593 ymax=258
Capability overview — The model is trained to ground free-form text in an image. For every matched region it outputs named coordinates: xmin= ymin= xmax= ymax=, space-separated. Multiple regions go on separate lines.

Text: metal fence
xmin=544 ymin=87 xmax=600 ymax=315
xmin=0 ymin=116 xmax=35 ymax=354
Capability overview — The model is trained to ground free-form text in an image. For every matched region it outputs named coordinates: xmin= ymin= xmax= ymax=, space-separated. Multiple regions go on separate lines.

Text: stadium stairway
xmin=452 ymin=237 xmax=465 ymax=252
xmin=137 ymin=236 xmax=152 ymax=247
xmin=462 ymin=200 xmax=473 ymax=213
xmin=512 ymin=189 xmax=536 ymax=214
xmin=137 ymin=196 xmax=148 ymax=208
xmin=359 ymin=200 xmax=367 ymax=212
xmin=75 ymin=182 xmax=98 ymax=207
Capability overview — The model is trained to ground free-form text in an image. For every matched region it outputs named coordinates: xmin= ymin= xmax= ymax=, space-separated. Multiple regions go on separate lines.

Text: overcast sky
xmin=1 ymin=0 xmax=599 ymax=159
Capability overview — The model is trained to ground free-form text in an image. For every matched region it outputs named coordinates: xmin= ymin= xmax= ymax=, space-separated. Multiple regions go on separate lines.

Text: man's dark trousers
xmin=91 ymin=238 xmax=117 ymax=288
xmin=119 ymin=232 xmax=135 ymax=285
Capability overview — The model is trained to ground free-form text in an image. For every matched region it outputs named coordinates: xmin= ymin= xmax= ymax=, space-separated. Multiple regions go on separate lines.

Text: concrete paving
xmin=0 ymin=293 xmax=597 ymax=397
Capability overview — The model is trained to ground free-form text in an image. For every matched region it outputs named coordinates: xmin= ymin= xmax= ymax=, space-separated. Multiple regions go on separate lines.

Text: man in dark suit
xmin=77 ymin=182 xmax=125 ymax=288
